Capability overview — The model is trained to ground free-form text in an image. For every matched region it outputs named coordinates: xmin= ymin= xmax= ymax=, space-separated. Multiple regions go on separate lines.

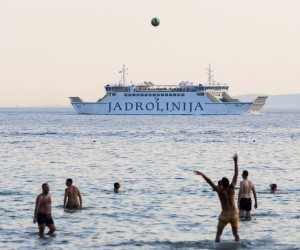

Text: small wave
xmin=13 ymin=131 xmax=59 ymax=136
xmin=240 ymin=211 xmax=279 ymax=218
xmin=49 ymin=161 xmax=66 ymax=164
xmin=103 ymin=238 xmax=280 ymax=249
xmin=0 ymin=190 xmax=23 ymax=196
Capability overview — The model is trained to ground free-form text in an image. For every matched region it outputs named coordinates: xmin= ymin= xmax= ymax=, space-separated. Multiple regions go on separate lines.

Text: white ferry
xmin=69 ymin=65 xmax=267 ymax=115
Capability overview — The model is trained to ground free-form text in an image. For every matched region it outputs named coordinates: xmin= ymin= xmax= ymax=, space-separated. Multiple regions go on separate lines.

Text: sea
xmin=0 ymin=108 xmax=299 ymax=250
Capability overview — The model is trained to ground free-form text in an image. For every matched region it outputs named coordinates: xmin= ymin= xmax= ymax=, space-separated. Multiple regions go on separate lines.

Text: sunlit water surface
xmin=0 ymin=108 xmax=299 ymax=249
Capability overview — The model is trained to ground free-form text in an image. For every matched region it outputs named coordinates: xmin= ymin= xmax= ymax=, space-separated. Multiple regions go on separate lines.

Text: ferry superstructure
xmin=69 ymin=65 xmax=267 ymax=115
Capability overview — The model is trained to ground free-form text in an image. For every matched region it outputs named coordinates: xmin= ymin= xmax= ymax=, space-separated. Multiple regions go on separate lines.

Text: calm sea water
xmin=0 ymin=108 xmax=299 ymax=250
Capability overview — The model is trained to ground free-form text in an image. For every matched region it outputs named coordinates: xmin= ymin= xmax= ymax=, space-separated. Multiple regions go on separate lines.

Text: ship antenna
xmin=122 ymin=64 xmax=126 ymax=86
xmin=206 ymin=64 xmax=214 ymax=85
xmin=121 ymin=64 xmax=129 ymax=86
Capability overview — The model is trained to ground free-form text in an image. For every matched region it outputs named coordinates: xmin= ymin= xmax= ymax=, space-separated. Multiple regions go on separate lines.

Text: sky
xmin=0 ymin=0 xmax=299 ymax=107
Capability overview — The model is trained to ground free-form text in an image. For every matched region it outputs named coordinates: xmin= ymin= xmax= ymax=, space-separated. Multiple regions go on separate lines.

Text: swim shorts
xmin=218 ymin=210 xmax=239 ymax=228
xmin=240 ymin=198 xmax=252 ymax=211
xmin=66 ymin=202 xmax=80 ymax=209
xmin=37 ymin=213 xmax=54 ymax=225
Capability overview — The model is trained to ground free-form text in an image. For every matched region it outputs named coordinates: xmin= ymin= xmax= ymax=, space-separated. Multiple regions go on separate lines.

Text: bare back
xmin=65 ymin=186 xmax=80 ymax=205
xmin=217 ymin=187 xmax=236 ymax=212
xmin=239 ymin=179 xmax=254 ymax=198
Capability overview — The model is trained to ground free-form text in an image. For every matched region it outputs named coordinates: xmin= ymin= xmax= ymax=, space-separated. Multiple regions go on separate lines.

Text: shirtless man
xmin=64 ymin=178 xmax=82 ymax=209
xmin=33 ymin=183 xmax=56 ymax=236
xmin=194 ymin=153 xmax=239 ymax=242
xmin=238 ymin=170 xmax=258 ymax=219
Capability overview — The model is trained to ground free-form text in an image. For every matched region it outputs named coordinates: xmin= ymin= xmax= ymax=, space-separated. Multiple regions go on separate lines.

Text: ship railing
xmin=134 ymin=87 xmax=199 ymax=92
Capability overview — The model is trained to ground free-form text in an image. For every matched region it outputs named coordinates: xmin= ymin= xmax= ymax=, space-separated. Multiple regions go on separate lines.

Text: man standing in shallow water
xmin=194 ymin=154 xmax=239 ymax=242
xmin=64 ymin=178 xmax=82 ymax=209
xmin=33 ymin=183 xmax=56 ymax=236
xmin=238 ymin=170 xmax=257 ymax=219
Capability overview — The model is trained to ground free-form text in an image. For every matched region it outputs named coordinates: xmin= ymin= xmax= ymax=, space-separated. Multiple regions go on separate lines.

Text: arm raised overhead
xmin=230 ymin=153 xmax=238 ymax=188
xmin=194 ymin=171 xmax=219 ymax=192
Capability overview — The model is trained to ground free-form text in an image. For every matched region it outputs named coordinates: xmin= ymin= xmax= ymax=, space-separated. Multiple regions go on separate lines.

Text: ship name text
xmin=108 ymin=102 xmax=204 ymax=113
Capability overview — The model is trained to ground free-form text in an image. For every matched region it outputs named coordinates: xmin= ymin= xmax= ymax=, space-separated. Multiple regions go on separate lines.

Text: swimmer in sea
xmin=114 ymin=182 xmax=121 ymax=193
xmin=194 ymin=153 xmax=240 ymax=242
xmin=270 ymin=184 xmax=277 ymax=194
xmin=64 ymin=178 xmax=82 ymax=209
xmin=33 ymin=183 xmax=56 ymax=236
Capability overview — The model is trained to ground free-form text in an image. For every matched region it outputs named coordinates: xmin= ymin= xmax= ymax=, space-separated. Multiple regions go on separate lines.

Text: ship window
xmin=181 ymin=93 xmax=184 ymax=96
xmin=157 ymin=94 xmax=160 ymax=96
xmin=173 ymin=93 xmax=176 ymax=96
xmin=149 ymin=94 xmax=152 ymax=96
xmin=132 ymin=94 xmax=136 ymax=96
xmin=145 ymin=94 xmax=148 ymax=96
xmin=141 ymin=94 xmax=144 ymax=96
xmin=176 ymin=94 xmax=180 ymax=96
xmin=153 ymin=94 xmax=156 ymax=96
xmin=124 ymin=94 xmax=127 ymax=96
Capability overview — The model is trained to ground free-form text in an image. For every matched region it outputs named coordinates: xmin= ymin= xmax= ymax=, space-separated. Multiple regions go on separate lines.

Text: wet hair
xmin=42 ymin=183 xmax=48 ymax=188
xmin=66 ymin=178 xmax=73 ymax=184
xmin=270 ymin=184 xmax=277 ymax=190
xmin=114 ymin=182 xmax=120 ymax=189
xmin=222 ymin=178 xmax=229 ymax=188
xmin=242 ymin=170 xmax=249 ymax=176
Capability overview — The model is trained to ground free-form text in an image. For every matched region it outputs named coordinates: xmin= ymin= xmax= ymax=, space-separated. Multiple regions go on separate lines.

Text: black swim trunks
xmin=37 ymin=213 xmax=54 ymax=225
xmin=240 ymin=198 xmax=252 ymax=211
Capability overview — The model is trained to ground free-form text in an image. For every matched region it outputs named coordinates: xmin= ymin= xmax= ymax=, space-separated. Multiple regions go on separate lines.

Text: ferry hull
xmin=71 ymin=101 xmax=253 ymax=115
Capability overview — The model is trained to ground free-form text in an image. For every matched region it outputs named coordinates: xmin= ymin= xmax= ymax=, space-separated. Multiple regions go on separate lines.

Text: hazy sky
xmin=1 ymin=0 xmax=299 ymax=107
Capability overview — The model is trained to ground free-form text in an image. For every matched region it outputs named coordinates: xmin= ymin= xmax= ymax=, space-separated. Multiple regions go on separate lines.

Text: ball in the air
xmin=151 ymin=17 xmax=160 ymax=27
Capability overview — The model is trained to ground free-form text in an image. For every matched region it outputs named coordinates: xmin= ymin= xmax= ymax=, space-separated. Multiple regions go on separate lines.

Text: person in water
xmin=64 ymin=178 xmax=82 ymax=209
xmin=114 ymin=182 xmax=121 ymax=193
xmin=270 ymin=184 xmax=277 ymax=194
xmin=33 ymin=183 xmax=56 ymax=236
xmin=238 ymin=170 xmax=258 ymax=219
xmin=194 ymin=153 xmax=239 ymax=242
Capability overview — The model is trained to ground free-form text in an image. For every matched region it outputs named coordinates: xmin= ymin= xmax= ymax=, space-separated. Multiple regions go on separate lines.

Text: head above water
xmin=114 ymin=182 xmax=120 ymax=189
xmin=270 ymin=184 xmax=277 ymax=191
xmin=221 ymin=178 xmax=229 ymax=189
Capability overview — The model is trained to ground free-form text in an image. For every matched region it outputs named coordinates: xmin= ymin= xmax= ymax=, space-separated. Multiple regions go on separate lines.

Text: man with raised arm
xmin=64 ymin=178 xmax=82 ymax=209
xmin=33 ymin=183 xmax=56 ymax=236
xmin=194 ymin=153 xmax=239 ymax=242
xmin=238 ymin=170 xmax=258 ymax=219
